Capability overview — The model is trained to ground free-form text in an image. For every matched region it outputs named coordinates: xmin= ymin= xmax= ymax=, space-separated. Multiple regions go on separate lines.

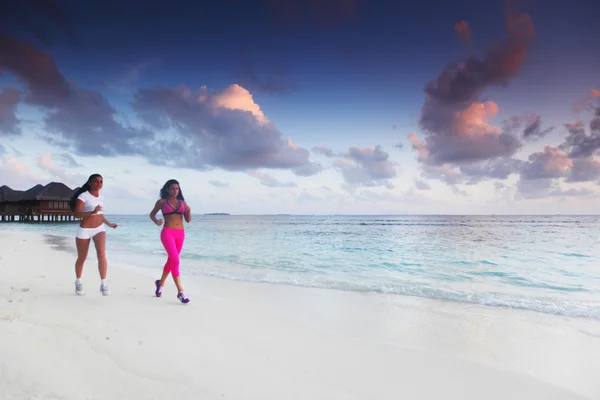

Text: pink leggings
xmin=160 ymin=227 xmax=185 ymax=277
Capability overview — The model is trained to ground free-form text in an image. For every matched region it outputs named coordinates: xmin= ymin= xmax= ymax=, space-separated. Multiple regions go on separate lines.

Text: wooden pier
xmin=0 ymin=182 xmax=82 ymax=223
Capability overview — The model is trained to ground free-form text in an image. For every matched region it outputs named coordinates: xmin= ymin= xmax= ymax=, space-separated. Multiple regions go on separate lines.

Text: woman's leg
xmin=92 ymin=231 xmax=107 ymax=279
xmin=75 ymin=238 xmax=90 ymax=279
xmin=159 ymin=229 xmax=178 ymax=287
xmin=75 ymin=237 xmax=90 ymax=295
xmin=171 ymin=230 xmax=185 ymax=293
xmin=93 ymin=231 xmax=110 ymax=295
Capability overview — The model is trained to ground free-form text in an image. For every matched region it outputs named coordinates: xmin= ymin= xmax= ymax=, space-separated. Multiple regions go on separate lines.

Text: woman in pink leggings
xmin=149 ymin=179 xmax=192 ymax=303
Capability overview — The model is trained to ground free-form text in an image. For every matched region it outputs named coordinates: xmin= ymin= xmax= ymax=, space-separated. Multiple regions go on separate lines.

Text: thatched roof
xmin=0 ymin=182 xmax=81 ymax=202
xmin=0 ymin=185 xmax=21 ymax=202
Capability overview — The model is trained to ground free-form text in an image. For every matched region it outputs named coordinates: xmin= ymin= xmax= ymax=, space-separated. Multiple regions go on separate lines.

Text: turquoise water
xmin=3 ymin=215 xmax=600 ymax=319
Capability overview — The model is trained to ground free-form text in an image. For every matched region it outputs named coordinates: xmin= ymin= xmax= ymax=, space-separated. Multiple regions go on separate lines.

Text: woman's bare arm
xmin=150 ymin=199 xmax=165 ymax=226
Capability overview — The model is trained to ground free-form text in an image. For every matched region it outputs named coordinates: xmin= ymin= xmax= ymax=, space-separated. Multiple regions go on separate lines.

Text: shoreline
xmin=37 ymin=229 xmax=600 ymax=322
xmin=1 ymin=230 xmax=599 ymax=399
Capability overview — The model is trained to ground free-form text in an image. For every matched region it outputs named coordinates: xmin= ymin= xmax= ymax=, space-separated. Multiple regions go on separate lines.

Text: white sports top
xmin=77 ymin=191 xmax=105 ymax=215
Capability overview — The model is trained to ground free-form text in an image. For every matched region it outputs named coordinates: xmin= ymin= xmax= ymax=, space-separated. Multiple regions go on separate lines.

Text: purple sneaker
xmin=177 ymin=292 xmax=190 ymax=304
xmin=155 ymin=280 xmax=163 ymax=298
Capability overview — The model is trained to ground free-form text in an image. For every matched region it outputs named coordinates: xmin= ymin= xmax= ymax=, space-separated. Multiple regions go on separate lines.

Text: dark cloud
xmin=3 ymin=15 xmax=322 ymax=175
xmin=0 ymin=143 xmax=5 ymax=155
xmin=501 ymin=114 xmax=553 ymax=141
xmin=568 ymin=158 xmax=600 ymax=183
xmin=411 ymin=6 xmax=534 ymax=167
xmin=248 ymin=170 xmax=297 ymax=188
xmin=414 ymin=179 xmax=431 ymax=190
xmin=1 ymin=25 xmax=149 ymax=156
xmin=333 ymin=145 xmax=397 ymax=188
xmin=560 ymin=121 xmax=600 ymax=159
xmin=514 ymin=92 xmax=600 ymax=192
xmin=460 ymin=157 xmax=524 ymax=184
xmin=1 ymin=2 xmax=320 ymax=176
xmin=522 ymin=116 xmax=554 ymax=141
xmin=394 ymin=142 xmax=404 ymax=150
xmin=132 ymin=84 xmax=321 ymax=175
xmin=312 ymin=146 xmax=335 ymax=157
xmin=0 ymin=87 xmax=22 ymax=135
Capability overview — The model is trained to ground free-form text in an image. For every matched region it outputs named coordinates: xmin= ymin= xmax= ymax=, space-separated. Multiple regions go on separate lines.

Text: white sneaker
xmin=100 ymin=283 xmax=110 ymax=296
xmin=75 ymin=281 xmax=85 ymax=296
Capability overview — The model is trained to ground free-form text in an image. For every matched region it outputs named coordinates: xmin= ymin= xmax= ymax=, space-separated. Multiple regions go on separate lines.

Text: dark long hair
xmin=69 ymin=173 xmax=102 ymax=210
xmin=160 ymin=179 xmax=185 ymax=200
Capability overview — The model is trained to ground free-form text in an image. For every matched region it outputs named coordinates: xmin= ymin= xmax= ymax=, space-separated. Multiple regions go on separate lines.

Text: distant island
xmin=204 ymin=213 xmax=230 ymax=216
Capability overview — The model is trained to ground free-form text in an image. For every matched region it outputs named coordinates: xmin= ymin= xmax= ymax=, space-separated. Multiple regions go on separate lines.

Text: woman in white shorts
xmin=69 ymin=174 xmax=118 ymax=296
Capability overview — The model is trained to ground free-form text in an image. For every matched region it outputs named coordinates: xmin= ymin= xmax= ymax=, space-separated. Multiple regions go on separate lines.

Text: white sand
xmin=0 ymin=230 xmax=599 ymax=400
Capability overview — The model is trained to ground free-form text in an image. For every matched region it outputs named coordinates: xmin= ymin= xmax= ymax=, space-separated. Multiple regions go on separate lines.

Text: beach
xmin=0 ymin=230 xmax=599 ymax=399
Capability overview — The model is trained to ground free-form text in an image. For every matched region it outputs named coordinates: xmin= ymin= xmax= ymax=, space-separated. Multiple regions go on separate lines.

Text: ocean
xmin=3 ymin=214 xmax=600 ymax=320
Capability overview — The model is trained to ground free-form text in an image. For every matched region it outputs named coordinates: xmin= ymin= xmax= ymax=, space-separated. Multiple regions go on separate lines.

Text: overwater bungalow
xmin=0 ymin=182 xmax=81 ymax=223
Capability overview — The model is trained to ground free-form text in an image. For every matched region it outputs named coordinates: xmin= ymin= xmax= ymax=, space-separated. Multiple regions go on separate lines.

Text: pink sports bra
xmin=162 ymin=200 xmax=185 ymax=216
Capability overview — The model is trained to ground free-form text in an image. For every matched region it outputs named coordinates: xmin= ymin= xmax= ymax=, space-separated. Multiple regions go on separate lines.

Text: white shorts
xmin=76 ymin=224 xmax=105 ymax=239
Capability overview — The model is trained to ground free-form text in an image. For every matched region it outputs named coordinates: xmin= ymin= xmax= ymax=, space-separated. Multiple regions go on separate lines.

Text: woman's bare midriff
xmin=79 ymin=214 xmax=104 ymax=229
xmin=164 ymin=214 xmax=184 ymax=229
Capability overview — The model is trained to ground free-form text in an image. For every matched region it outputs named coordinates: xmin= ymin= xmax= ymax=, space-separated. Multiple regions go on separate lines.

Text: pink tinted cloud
xmin=132 ymin=84 xmax=321 ymax=175
xmin=412 ymin=7 xmax=534 ymax=169
xmin=208 ymin=84 xmax=268 ymax=124
xmin=454 ymin=20 xmax=472 ymax=45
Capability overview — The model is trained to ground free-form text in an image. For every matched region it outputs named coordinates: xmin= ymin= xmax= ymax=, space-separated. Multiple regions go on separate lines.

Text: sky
xmin=1 ymin=0 xmax=599 ymax=215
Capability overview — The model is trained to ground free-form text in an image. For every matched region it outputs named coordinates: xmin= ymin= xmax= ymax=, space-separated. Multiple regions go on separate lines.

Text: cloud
xmin=0 ymin=144 xmax=5 ymax=155
xmin=0 ymin=88 xmax=22 ymax=135
xmin=455 ymin=20 xmax=472 ymax=46
xmin=520 ymin=146 xmax=572 ymax=180
xmin=333 ymin=145 xmax=397 ymax=188
xmin=312 ymin=146 xmax=335 ymax=157
xmin=516 ymin=178 xmax=598 ymax=200
xmin=500 ymin=114 xmax=553 ymax=141
xmin=36 ymin=152 xmax=86 ymax=187
xmin=3 ymin=29 xmax=321 ymax=176
xmin=0 ymin=156 xmax=41 ymax=189
xmin=132 ymin=84 xmax=321 ymax=175
xmin=1 ymin=31 xmax=149 ymax=156
xmin=522 ymin=116 xmax=554 ymax=141
xmin=209 ymin=180 xmax=229 ymax=188
xmin=2 ymin=2 xmax=322 ymax=179
xmin=414 ymin=179 xmax=431 ymax=190
xmin=59 ymin=153 xmax=83 ymax=168
xmin=410 ymin=6 xmax=534 ymax=169
xmin=560 ymin=121 xmax=600 ymax=159
xmin=517 ymin=104 xmax=600 ymax=185
xmin=516 ymin=106 xmax=600 ymax=194
xmin=248 ymin=170 xmax=297 ymax=188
